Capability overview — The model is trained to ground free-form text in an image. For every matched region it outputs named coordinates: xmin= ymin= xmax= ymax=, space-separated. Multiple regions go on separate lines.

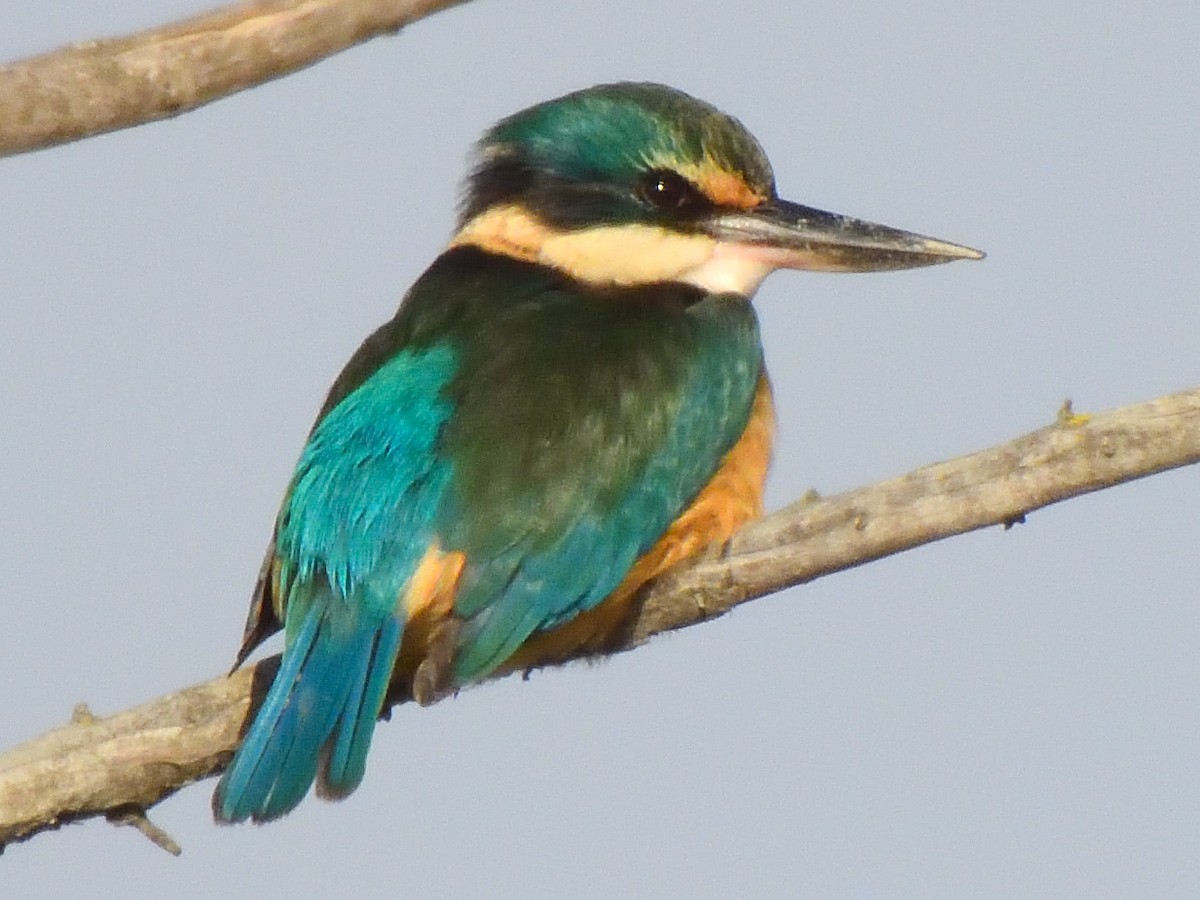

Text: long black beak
xmin=703 ymin=198 xmax=984 ymax=272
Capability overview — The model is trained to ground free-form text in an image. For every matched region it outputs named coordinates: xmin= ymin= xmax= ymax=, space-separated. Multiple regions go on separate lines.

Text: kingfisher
xmin=212 ymin=82 xmax=981 ymax=824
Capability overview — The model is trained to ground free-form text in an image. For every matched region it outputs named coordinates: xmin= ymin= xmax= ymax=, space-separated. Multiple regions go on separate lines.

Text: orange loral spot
xmin=498 ymin=375 xmax=776 ymax=674
xmin=669 ymin=159 xmax=766 ymax=209
xmin=697 ymin=168 xmax=766 ymax=209
xmin=395 ymin=545 xmax=465 ymax=685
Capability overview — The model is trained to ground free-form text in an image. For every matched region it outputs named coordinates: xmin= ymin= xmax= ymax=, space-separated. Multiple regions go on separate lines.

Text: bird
xmin=212 ymin=81 xmax=982 ymax=824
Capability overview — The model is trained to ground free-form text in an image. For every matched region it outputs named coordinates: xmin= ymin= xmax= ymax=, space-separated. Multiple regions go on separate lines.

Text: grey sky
xmin=3 ymin=2 xmax=1199 ymax=897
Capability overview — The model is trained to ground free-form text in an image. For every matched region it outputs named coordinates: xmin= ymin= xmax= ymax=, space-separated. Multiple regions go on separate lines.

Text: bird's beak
xmin=702 ymin=198 xmax=984 ymax=273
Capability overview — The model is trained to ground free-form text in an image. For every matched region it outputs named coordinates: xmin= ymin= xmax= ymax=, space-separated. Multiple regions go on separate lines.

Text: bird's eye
xmin=636 ymin=170 xmax=707 ymax=214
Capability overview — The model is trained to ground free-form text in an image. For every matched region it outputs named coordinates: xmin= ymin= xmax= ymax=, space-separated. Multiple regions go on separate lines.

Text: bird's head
xmin=451 ymin=82 xmax=981 ymax=295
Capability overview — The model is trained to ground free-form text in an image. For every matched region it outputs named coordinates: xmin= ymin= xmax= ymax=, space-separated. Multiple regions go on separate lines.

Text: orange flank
xmin=404 ymin=544 xmax=467 ymax=621
xmin=497 ymin=374 xmax=775 ymax=674
xmin=394 ymin=545 xmax=466 ymax=702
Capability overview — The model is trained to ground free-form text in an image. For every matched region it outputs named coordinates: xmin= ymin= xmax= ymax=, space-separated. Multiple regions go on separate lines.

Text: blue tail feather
xmin=317 ymin=630 xmax=376 ymax=794
xmin=213 ymin=604 xmax=322 ymax=821
xmin=213 ymin=595 xmax=405 ymax=824
xmin=245 ymin=635 xmax=351 ymax=819
xmin=323 ymin=616 xmax=403 ymax=798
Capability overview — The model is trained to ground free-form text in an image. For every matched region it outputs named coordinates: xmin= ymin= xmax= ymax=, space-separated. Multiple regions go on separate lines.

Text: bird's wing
xmin=215 ymin=340 xmax=459 ymax=822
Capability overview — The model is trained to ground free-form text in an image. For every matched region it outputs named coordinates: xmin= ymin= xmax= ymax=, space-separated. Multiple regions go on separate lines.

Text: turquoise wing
xmin=213 ymin=345 xmax=457 ymax=823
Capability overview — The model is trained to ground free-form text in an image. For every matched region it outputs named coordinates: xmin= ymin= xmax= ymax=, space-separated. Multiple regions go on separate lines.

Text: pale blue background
xmin=3 ymin=2 xmax=1199 ymax=897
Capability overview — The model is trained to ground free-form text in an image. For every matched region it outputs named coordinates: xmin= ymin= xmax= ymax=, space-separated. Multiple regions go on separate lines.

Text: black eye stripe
xmin=635 ymin=169 xmax=709 ymax=215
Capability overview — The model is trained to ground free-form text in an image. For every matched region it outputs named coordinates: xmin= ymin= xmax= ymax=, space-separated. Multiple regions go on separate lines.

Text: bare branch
xmin=0 ymin=665 xmax=260 ymax=849
xmin=632 ymin=390 xmax=1200 ymax=640
xmin=0 ymin=0 xmax=468 ymax=157
xmin=2 ymin=387 xmax=1197 ymax=850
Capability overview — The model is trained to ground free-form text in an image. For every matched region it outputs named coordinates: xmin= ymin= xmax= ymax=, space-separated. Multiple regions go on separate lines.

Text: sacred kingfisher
xmin=213 ymin=81 xmax=981 ymax=823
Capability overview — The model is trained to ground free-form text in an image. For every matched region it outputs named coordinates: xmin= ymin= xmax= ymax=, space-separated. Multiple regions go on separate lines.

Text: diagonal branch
xmin=2 ymin=387 xmax=1198 ymax=850
xmin=0 ymin=0 xmax=469 ymax=157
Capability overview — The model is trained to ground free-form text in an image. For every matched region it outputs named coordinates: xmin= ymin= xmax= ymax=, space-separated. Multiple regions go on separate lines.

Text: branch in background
xmin=3 ymin=388 xmax=1198 ymax=851
xmin=0 ymin=0 xmax=468 ymax=157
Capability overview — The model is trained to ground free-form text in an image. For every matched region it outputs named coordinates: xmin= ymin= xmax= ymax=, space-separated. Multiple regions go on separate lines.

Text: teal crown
xmin=460 ymin=82 xmax=776 ymax=228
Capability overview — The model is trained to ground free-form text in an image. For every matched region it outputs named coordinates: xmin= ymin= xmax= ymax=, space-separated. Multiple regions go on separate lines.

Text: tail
xmin=212 ymin=594 xmax=404 ymax=824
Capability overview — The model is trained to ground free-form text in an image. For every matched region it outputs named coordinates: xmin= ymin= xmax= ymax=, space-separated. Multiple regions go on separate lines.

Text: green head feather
xmin=461 ymin=82 xmax=776 ymax=228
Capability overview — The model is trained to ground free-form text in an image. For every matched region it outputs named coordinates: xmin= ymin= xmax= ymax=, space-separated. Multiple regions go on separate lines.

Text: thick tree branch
xmin=0 ymin=0 xmax=467 ymax=157
xmin=2 ymin=388 xmax=1198 ymax=850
